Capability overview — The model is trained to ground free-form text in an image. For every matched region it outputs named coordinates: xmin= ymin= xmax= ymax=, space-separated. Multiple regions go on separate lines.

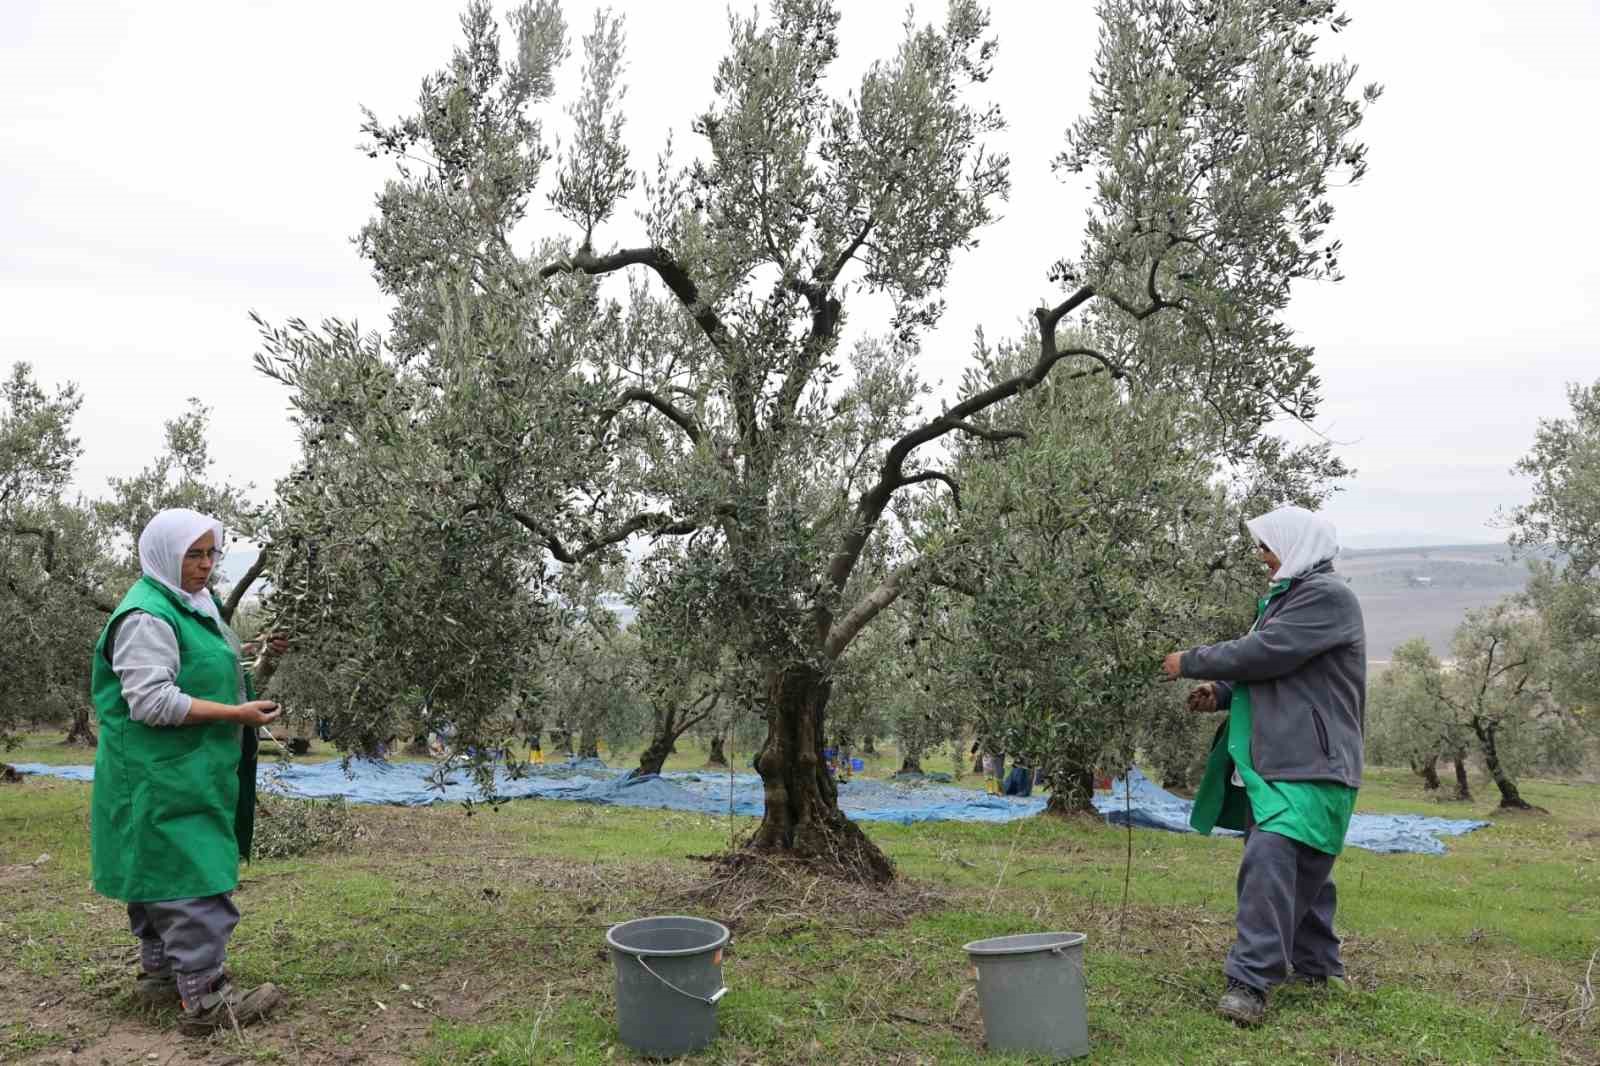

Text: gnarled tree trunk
xmin=1452 ymin=751 xmax=1472 ymax=801
xmin=898 ymin=752 xmax=923 ymax=774
xmin=1473 ymin=720 xmax=1531 ymax=809
xmin=1411 ymin=754 xmax=1440 ymax=792
xmin=578 ymin=726 xmax=599 ymax=760
xmin=637 ymin=731 xmax=674 ymax=777
xmin=639 ymin=692 xmax=720 ymax=777
xmin=63 ymin=706 xmax=97 ymax=747
xmin=862 ymin=734 xmax=876 ymax=756
xmin=1045 ymin=765 xmax=1097 ymax=816
xmin=706 ymin=732 xmax=728 ymax=767
xmin=748 ymin=662 xmax=893 ymax=882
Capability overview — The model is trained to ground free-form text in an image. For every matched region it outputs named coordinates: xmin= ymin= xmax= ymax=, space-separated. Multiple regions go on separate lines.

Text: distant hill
xmin=1339 ymin=543 xmax=1545 ymax=660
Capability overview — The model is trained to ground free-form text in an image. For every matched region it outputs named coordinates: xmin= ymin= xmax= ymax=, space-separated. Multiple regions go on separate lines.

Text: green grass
xmin=2 ymin=738 xmax=1596 ymax=1065
xmin=0 ymin=1022 xmax=63 ymax=1062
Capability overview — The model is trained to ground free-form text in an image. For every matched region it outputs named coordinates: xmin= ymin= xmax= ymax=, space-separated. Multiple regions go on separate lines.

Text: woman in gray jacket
xmin=1162 ymin=505 xmax=1366 ymax=1026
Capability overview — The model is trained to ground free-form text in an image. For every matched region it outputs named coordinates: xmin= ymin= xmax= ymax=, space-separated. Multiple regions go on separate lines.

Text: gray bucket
xmin=963 ymin=932 xmax=1089 ymax=1060
xmin=606 ymin=915 xmax=730 ymax=1058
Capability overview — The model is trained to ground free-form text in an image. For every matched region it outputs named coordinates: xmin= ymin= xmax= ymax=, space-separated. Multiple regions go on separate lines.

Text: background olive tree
xmin=1378 ymin=603 xmax=1590 ymax=811
xmin=0 ymin=365 xmax=111 ymax=752
xmin=254 ymin=0 xmax=1377 ymax=879
xmin=911 ymin=360 xmax=1346 ymax=813
xmin=1512 ymin=379 xmax=1600 ymax=736
xmin=1365 ymin=637 xmax=1474 ymax=800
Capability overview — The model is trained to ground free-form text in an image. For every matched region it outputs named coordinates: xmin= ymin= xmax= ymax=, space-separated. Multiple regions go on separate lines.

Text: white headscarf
xmin=1245 ymin=505 xmax=1339 ymax=583
xmin=138 ymin=508 xmax=226 ymax=622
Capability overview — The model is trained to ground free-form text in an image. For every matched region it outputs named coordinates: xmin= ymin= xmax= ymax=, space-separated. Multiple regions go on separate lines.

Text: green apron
xmin=89 ymin=577 xmax=258 ymax=903
xmin=1189 ymin=580 xmax=1358 ymax=855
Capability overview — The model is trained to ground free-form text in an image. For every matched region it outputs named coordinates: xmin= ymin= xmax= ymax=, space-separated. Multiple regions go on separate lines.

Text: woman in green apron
xmin=1161 ymin=506 xmax=1366 ymax=1026
xmin=90 ymin=508 xmax=287 ymax=1033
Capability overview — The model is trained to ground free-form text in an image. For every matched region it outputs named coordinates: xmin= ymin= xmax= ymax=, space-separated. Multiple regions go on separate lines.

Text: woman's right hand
xmin=234 ymin=701 xmax=282 ymax=726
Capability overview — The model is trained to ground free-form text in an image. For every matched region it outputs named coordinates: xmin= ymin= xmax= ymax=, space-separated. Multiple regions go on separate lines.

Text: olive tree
xmin=628 ymin=544 xmax=739 ymax=776
xmin=257 ymin=0 xmax=1376 ymax=878
xmin=1366 ymin=637 xmax=1473 ymax=800
xmin=1384 ymin=603 xmax=1589 ymax=810
xmin=1447 ymin=603 xmax=1592 ymax=809
xmin=539 ymin=614 xmax=649 ymax=759
xmin=0 ymin=364 xmax=120 ymax=755
xmin=1512 ymin=380 xmax=1600 ymax=724
xmin=917 ymin=362 xmax=1345 ymax=813
xmin=1 ymin=367 xmax=103 ymax=748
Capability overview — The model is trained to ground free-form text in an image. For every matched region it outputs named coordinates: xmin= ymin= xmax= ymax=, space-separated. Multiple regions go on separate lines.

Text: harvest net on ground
xmin=15 ymin=761 xmax=1487 ymax=854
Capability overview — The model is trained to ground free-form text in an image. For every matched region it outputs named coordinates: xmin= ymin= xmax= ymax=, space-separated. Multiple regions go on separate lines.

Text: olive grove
xmin=252 ymin=0 xmax=1377 ymax=879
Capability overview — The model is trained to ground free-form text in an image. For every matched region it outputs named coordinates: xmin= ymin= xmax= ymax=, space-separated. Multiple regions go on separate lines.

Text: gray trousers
xmin=127 ymin=894 xmax=239 ymax=974
xmin=1224 ymin=827 xmax=1344 ymax=991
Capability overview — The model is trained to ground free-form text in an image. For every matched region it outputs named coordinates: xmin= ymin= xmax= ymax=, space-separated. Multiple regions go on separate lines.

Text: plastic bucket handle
xmin=633 ymin=956 xmax=729 ymax=1006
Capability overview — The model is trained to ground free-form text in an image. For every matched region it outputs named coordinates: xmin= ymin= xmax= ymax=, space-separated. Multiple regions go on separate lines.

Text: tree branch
xmin=221 ymin=546 xmax=270 ymax=625
xmin=937 ymin=418 xmax=1026 ymax=444
xmin=898 ymin=470 xmax=961 ymax=511
xmin=820 ymin=217 xmax=876 ymax=289
xmin=824 ymin=559 xmax=920 ymax=659
xmin=1038 ymin=284 xmax=1097 ymax=336
xmin=826 ymin=331 xmax=1119 ymax=598
xmin=672 ymin=688 xmax=723 ymax=740
xmin=540 ymin=246 xmax=728 ymax=347
xmin=507 ymin=508 xmax=699 ymax=566
xmin=539 ymin=245 xmax=754 ymax=438
xmin=597 ymin=387 xmax=704 ymax=446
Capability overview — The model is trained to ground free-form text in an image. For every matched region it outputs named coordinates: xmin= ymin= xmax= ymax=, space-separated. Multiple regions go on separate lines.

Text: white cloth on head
xmin=1245 ymin=505 xmax=1339 ymax=583
xmin=138 ymin=508 xmax=225 ymax=622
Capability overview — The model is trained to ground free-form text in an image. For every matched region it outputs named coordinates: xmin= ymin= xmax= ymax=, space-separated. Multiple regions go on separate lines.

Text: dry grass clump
xmin=253 ymin=794 xmax=364 ymax=859
xmin=668 ymin=848 xmax=945 ymax=938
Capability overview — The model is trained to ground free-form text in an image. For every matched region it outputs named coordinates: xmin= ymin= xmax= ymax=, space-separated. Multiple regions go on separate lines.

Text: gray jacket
xmin=1181 ymin=562 xmax=1366 ymax=788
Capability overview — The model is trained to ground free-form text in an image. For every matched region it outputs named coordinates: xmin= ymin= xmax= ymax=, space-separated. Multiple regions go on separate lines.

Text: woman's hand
xmin=1161 ymin=652 xmax=1186 ymax=680
xmin=183 ymin=699 xmax=282 ymax=726
xmin=1186 ymin=686 xmax=1218 ymax=714
xmin=234 ymin=701 xmax=282 ymax=727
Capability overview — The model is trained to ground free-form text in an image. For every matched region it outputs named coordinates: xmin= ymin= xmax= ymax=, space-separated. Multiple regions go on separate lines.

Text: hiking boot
xmin=1217 ymin=977 xmax=1267 ymax=1026
xmin=134 ymin=968 xmax=180 ymax=1007
xmin=179 ymin=977 xmax=283 ymax=1035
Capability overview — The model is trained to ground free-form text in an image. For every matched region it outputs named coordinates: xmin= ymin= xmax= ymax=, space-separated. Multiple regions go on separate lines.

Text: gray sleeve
xmin=1181 ymin=581 xmax=1359 ymax=684
xmin=1212 ymin=680 xmax=1234 ymax=709
xmin=109 ymin=612 xmax=194 ymax=727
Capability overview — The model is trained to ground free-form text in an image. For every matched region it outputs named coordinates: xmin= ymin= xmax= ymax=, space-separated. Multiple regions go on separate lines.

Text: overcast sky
xmin=5 ymin=1 xmax=1597 ymax=549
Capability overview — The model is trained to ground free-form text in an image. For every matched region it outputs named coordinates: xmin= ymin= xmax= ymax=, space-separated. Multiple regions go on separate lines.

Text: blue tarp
xmin=12 ymin=761 xmax=1488 ymax=853
xmin=1099 ymin=768 xmax=1490 ymax=855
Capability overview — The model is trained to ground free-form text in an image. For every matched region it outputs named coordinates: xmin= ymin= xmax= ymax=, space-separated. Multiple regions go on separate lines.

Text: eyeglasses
xmin=183 ymin=549 xmax=226 ymax=563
